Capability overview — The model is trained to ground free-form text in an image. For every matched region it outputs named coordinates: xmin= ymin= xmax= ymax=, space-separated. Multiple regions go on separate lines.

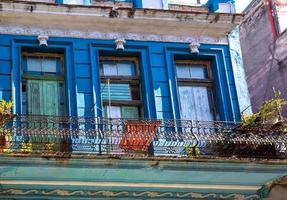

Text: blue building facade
xmin=2 ymin=1 xmax=285 ymax=199
xmin=0 ymin=0 xmax=242 ymax=122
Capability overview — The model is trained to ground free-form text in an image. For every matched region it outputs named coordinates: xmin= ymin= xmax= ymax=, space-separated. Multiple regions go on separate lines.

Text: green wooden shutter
xmin=27 ymin=80 xmax=60 ymax=116
xmin=42 ymin=81 xmax=59 ymax=116
xmin=27 ymin=80 xmax=42 ymax=115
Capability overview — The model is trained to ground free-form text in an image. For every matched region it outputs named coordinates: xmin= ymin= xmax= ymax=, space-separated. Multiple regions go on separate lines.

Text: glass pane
xmin=103 ymin=64 xmax=117 ymax=76
xmin=27 ymin=58 xmax=41 ymax=72
xmin=176 ymin=65 xmax=191 ymax=78
xmin=189 ymin=65 xmax=208 ymax=79
xmin=105 ymin=106 xmax=121 ymax=118
xmin=117 ymin=63 xmax=133 ymax=76
xmin=178 ymin=86 xmax=214 ymax=121
xmin=101 ymin=83 xmax=131 ymax=101
xmin=42 ymin=59 xmax=57 ymax=73
xmin=121 ymin=107 xmax=139 ymax=119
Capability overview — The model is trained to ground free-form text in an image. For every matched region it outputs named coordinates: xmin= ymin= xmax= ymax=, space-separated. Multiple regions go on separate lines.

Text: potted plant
xmin=241 ymin=90 xmax=287 ymax=128
xmin=0 ymin=100 xmax=13 ymax=153
xmin=215 ymin=90 xmax=287 ymax=158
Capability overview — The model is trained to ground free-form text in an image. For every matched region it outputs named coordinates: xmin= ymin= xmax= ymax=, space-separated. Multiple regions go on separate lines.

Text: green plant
xmin=241 ymin=90 xmax=287 ymax=126
xmin=0 ymin=100 xmax=13 ymax=153
xmin=185 ymin=144 xmax=200 ymax=158
xmin=213 ymin=90 xmax=287 ymax=159
xmin=0 ymin=100 xmax=13 ymax=115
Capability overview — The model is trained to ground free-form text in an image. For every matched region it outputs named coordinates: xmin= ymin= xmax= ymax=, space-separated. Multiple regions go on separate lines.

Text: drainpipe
xmin=265 ymin=0 xmax=278 ymax=39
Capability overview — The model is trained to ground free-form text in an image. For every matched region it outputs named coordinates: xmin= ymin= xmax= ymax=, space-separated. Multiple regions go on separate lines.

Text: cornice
xmin=0 ymin=0 xmax=243 ymax=40
xmin=0 ymin=25 xmax=229 ymax=44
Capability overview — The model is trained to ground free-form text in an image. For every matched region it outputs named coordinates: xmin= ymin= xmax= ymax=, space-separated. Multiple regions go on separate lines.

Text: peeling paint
xmin=229 ymin=26 xmax=252 ymax=115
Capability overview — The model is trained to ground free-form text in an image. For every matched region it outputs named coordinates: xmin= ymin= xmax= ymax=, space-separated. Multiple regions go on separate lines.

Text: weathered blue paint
xmin=0 ymin=34 xmax=240 ymax=121
xmin=229 ymin=27 xmax=252 ymax=115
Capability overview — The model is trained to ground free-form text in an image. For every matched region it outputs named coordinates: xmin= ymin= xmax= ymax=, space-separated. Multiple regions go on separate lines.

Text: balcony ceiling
xmin=0 ymin=0 xmax=243 ymax=41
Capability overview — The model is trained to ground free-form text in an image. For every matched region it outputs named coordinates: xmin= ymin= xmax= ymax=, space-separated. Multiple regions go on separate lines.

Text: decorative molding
xmin=115 ymin=38 xmax=126 ymax=50
xmin=0 ymin=25 xmax=228 ymax=44
xmin=0 ymin=189 xmax=260 ymax=199
xmin=0 ymin=180 xmax=260 ymax=191
xmin=37 ymin=35 xmax=49 ymax=47
xmin=189 ymin=41 xmax=200 ymax=53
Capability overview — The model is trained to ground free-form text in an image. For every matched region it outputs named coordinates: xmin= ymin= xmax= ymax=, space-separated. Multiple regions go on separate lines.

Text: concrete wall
xmin=239 ymin=0 xmax=287 ymax=115
xmin=0 ymin=155 xmax=287 ymax=199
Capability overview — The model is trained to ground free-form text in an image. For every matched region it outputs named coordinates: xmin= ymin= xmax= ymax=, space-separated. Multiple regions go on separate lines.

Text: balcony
xmin=0 ymin=115 xmax=287 ymax=159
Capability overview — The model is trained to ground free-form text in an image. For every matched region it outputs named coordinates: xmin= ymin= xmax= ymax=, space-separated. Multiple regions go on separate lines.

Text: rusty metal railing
xmin=0 ymin=115 xmax=286 ymax=159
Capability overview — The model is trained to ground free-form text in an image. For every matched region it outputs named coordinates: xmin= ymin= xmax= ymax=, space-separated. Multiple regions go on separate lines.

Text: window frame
xmin=100 ymin=56 xmax=143 ymax=117
xmin=175 ymin=60 xmax=218 ymax=120
xmin=21 ymin=52 xmax=65 ymax=82
xmin=21 ymin=52 xmax=66 ymax=116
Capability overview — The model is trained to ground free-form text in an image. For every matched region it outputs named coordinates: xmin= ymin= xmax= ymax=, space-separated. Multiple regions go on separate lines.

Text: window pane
xmin=178 ymin=86 xmax=214 ymax=121
xmin=103 ymin=64 xmax=117 ymax=76
xmin=117 ymin=63 xmax=133 ymax=76
xmin=121 ymin=106 xmax=139 ymax=119
xmin=26 ymin=57 xmax=62 ymax=75
xmin=42 ymin=59 xmax=57 ymax=73
xmin=177 ymin=64 xmax=208 ymax=79
xmin=27 ymin=58 xmax=41 ymax=72
xmin=189 ymin=65 xmax=208 ymax=79
xmin=104 ymin=106 xmax=121 ymax=118
xmin=101 ymin=83 xmax=131 ymax=101
xmin=176 ymin=65 xmax=191 ymax=78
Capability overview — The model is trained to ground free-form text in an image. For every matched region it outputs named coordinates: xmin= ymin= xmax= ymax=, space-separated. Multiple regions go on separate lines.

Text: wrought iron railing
xmin=0 ymin=115 xmax=287 ymax=159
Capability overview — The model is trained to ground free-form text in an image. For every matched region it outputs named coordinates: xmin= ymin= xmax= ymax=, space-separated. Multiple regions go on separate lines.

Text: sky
xmin=235 ymin=0 xmax=253 ymax=12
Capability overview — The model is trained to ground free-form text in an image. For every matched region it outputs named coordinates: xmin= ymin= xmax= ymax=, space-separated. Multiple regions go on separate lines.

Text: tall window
xmin=21 ymin=52 xmax=66 ymax=116
xmin=176 ymin=60 xmax=216 ymax=121
xmin=100 ymin=57 xmax=142 ymax=119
